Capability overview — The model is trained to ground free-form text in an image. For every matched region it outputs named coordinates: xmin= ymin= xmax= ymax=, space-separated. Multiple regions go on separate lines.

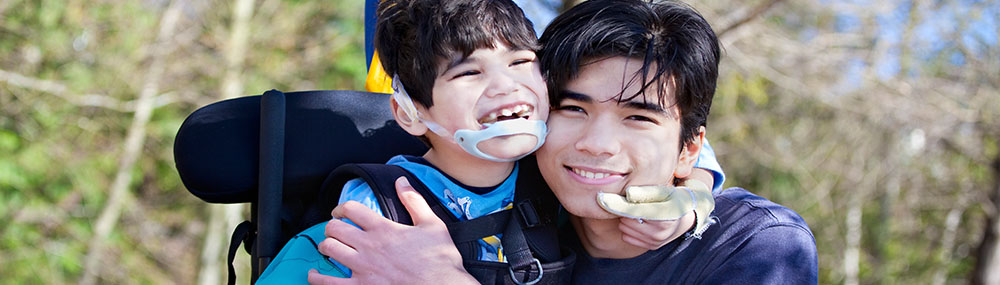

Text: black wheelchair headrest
xmin=174 ymin=90 xmax=428 ymax=203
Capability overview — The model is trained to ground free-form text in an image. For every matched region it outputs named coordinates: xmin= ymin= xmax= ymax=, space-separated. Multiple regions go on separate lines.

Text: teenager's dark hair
xmin=539 ymin=0 xmax=720 ymax=146
xmin=375 ymin=0 xmax=538 ymax=108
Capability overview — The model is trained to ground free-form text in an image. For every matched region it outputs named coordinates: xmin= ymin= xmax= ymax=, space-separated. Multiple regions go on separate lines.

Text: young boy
xmin=259 ymin=0 xmax=724 ymax=283
xmin=257 ymin=1 xmax=551 ymax=283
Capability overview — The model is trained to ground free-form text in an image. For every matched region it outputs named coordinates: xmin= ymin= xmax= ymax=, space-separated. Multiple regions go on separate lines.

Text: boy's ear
xmin=390 ymin=96 xmax=428 ymax=136
xmin=673 ymin=126 xmax=705 ymax=179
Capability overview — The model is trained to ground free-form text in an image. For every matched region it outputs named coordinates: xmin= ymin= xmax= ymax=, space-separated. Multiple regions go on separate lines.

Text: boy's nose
xmin=484 ymin=70 xmax=518 ymax=97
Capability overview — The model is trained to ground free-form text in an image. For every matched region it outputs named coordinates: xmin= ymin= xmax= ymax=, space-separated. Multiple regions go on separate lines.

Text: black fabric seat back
xmin=173 ymin=89 xmax=427 ymax=280
xmin=175 ymin=90 xmax=426 ymax=203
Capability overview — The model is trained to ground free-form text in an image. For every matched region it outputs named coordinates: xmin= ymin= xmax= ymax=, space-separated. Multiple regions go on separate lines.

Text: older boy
xmin=309 ymin=0 xmax=817 ymax=284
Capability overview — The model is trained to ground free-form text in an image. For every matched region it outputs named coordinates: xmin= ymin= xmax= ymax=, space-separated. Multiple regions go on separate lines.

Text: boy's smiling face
xmin=418 ymin=43 xmax=549 ymax=161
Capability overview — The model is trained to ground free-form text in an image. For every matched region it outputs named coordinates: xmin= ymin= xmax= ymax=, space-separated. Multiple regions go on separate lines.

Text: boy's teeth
xmin=481 ymin=104 xmax=533 ymax=123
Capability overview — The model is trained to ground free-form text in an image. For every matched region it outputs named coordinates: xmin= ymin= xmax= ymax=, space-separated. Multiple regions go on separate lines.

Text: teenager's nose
xmin=574 ymin=118 xmax=621 ymax=156
xmin=484 ymin=69 xmax=518 ymax=97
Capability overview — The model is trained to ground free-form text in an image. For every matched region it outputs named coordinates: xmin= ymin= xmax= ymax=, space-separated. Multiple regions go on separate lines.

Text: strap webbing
xmin=501 ymin=208 xmax=543 ymax=284
xmin=227 ymin=220 xmax=253 ymax=285
xmin=446 ymin=210 xmax=511 ymax=244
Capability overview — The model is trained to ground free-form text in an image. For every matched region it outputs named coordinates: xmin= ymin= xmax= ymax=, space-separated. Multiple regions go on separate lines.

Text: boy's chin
xmin=476 ymin=134 xmax=540 ymax=160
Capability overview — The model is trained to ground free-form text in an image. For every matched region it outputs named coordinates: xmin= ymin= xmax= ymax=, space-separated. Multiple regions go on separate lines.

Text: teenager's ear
xmin=390 ymin=96 xmax=428 ymax=136
xmin=673 ymin=126 xmax=705 ymax=179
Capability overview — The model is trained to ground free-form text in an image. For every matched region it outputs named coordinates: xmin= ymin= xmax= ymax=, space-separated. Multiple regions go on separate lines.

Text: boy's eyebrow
xmin=444 ymin=56 xmax=476 ymax=71
xmin=441 ymin=48 xmax=530 ymax=74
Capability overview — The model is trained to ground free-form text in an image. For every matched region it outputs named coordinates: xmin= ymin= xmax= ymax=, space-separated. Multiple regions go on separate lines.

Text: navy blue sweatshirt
xmin=564 ymin=188 xmax=818 ymax=284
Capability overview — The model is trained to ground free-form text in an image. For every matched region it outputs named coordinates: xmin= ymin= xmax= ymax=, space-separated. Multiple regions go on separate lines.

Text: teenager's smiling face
xmin=535 ymin=56 xmax=698 ymax=219
xmin=419 ymin=42 xmax=549 ymax=161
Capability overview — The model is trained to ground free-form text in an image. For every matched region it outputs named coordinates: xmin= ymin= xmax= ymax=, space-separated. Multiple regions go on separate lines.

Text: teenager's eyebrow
xmin=558 ymin=91 xmax=593 ymax=103
xmin=622 ymin=100 xmax=667 ymax=114
xmin=561 ymin=90 xmax=665 ymax=112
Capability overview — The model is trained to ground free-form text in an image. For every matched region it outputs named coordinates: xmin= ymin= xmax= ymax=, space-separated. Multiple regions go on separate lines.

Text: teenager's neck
xmin=571 ymin=216 xmax=648 ymax=259
xmin=422 ymin=148 xmax=515 ymax=187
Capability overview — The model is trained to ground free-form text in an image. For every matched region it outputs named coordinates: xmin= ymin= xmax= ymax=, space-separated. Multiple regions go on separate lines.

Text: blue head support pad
xmin=390 ymin=74 xmax=548 ymax=162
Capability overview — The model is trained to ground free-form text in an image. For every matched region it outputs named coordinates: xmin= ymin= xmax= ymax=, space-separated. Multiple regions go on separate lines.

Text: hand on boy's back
xmin=308 ymin=177 xmax=477 ymax=285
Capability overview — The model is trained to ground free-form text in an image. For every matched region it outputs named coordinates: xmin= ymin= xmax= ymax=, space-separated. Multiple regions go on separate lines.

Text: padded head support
xmin=174 ymin=90 xmax=428 ymax=204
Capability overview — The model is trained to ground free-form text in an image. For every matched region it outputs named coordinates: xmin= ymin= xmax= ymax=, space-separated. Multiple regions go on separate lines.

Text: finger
xmin=317 ymin=235 xmax=360 ymax=265
xmin=331 ymin=201 xmax=389 ymax=231
xmin=619 ymin=218 xmax=677 ymax=242
xmin=621 ymin=233 xmax=658 ymax=250
xmin=624 ymin=185 xmax=675 ymax=203
xmin=618 ymin=220 xmax=659 ymax=249
xmin=679 ymin=179 xmax=710 ymax=193
xmin=324 ymin=218 xmax=365 ymax=243
xmin=308 ymin=269 xmax=352 ymax=285
xmin=596 ymin=192 xmax=690 ymax=220
xmin=394 ymin=176 xmax=444 ymax=227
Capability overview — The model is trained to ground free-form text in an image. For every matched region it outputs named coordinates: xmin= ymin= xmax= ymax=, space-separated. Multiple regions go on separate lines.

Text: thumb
xmin=395 ymin=176 xmax=445 ymax=227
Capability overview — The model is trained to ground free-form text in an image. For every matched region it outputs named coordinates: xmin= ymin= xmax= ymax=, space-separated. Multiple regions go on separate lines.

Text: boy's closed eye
xmin=452 ymin=70 xmax=481 ymax=79
xmin=509 ymin=50 xmax=537 ymax=66
xmin=511 ymin=59 xmax=533 ymax=66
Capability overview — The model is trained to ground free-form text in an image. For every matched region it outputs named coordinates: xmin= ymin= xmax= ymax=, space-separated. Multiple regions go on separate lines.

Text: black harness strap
xmin=227 ymin=220 xmax=253 ymax=285
xmin=318 ymin=161 xmax=573 ymax=284
xmin=331 ymin=164 xmax=455 ymax=225
xmin=512 ymin=156 xmax=561 ymax=263
xmin=446 ymin=210 xmax=511 ymax=244
xmin=328 ymin=164 xmax=482 ymax=260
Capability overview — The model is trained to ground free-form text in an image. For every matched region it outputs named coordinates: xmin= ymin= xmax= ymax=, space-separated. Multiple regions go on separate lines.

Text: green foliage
xmin=0 ymin=0 xmax=366 ymax=283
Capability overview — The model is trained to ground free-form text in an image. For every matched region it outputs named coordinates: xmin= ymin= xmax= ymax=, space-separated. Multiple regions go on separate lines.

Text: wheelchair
xmin=173 ymin=90 xmax=427 ymax=283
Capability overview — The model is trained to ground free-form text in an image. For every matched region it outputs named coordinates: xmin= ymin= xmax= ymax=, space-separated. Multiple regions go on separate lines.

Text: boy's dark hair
xmin=375 ymin=0 xmax=538 ymax=109
xmin=539 ymin=0 xmax=720 ymax=146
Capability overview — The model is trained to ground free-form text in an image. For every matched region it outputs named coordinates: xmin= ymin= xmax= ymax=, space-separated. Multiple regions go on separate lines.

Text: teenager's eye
xmin=556 ymin=105 xmax=585 ymax=113
xmin=626 ymin=115 xmax=658 ymax=124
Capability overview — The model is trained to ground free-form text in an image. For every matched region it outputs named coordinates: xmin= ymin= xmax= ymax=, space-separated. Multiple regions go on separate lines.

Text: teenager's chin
xmin=562 ymin=202 xmax=620 ymax=220
xmin=476 ymin=135 xmax=539 ymax=160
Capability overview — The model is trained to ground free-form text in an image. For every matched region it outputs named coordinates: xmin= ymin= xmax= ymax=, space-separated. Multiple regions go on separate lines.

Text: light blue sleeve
xmin=255 ymin=179 xmax=381 ymax=283
xmin=338 ymin=178 xmax=385 ymax=218
xmin=327 ymin=178 xmax=385 ymax=277
xmin=694 ymin=139 xmax=726 ymax=193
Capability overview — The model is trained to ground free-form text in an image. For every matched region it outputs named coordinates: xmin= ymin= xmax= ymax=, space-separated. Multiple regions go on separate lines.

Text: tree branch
xmin=80 ymin=0 xmax=184 ymax=283
xmin=716 ymin=0 xmax=783 ymax=38
xmin=0 ymin=69 xmax=175 ymax=111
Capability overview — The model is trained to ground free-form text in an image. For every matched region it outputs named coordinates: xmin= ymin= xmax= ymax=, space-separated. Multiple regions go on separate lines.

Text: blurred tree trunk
xmin=80 ymin=1 xmax=184 ymax=284
xmin=974 ymin=157 xmax=1000 ymax=285
xmin=198 ymin=0 xmax=255 ymax=284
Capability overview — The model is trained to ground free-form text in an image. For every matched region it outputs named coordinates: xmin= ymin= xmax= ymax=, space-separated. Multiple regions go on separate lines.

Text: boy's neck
xmin=423 ymin=148 xmax=516 ymax=187
xmin=571 ymin=216 xmax=649 ymax=259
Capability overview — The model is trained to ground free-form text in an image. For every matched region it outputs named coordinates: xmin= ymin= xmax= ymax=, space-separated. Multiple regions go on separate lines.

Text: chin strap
xmin=596 ymin=180 xmax=716 ymax=237
xmin=391 ymin=74 xmax=548 ymax=162
xmin=454 ymin=119 xmax=547 ymax=162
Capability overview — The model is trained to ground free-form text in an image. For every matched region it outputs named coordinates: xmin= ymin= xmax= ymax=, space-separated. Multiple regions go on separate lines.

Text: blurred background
xmin=0 ymin=0 xmax=997 ymax=284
